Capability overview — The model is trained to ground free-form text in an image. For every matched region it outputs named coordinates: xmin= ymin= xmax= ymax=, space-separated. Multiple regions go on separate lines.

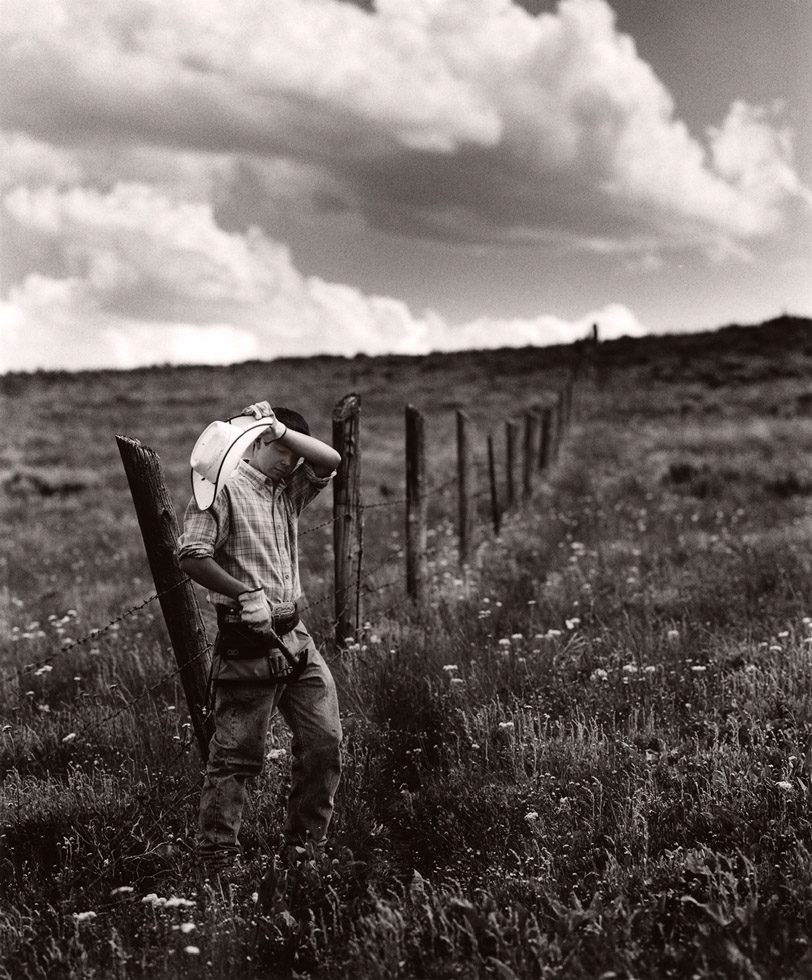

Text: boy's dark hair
xmin=273 ymin=407 xmax=310 ymax=436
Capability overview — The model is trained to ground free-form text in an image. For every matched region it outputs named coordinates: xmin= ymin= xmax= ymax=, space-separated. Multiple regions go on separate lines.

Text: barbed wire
xmin=0 ymin=578 xmax=194 ymax=689
xmin=74 ymin=643 xmax=213 ymax=742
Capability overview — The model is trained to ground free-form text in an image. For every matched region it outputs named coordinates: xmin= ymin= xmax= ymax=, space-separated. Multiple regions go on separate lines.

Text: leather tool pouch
xmin=213 ymin=620 xmax=302 ymax=685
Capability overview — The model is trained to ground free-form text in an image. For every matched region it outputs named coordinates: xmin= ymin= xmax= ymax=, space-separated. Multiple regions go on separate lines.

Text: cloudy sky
xmin=1 ymin=0 xmax=810 ymax=372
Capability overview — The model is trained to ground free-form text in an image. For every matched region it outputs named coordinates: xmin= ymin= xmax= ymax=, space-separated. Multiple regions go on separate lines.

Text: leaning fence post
xmin=487 ymin=433 xmax=501 ymax=535
xmin=332 ymin=393 xmax=362 ymax=648
xmin=405 ymin=405 xmax=428 ymax=608
xmin=456 ymin=409 xmax=473 ymax=564
xmin=116 ymin=435 xmax=214 ymax=762
xmin=505 ymin=419 xmax=518 ymax=510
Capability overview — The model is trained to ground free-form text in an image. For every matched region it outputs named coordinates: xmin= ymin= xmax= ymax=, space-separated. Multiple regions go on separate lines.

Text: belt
xmin=216 ymin=600 xmax=300 ymax=636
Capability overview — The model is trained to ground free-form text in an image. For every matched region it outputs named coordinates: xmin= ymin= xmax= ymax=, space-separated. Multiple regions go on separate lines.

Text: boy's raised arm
xmin=241 ymin=400 xmax=340 ymax=478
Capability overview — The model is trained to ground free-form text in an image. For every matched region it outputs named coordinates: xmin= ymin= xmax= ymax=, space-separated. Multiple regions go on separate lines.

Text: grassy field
xmin=2 ymin=316 xmax=812 ymax=978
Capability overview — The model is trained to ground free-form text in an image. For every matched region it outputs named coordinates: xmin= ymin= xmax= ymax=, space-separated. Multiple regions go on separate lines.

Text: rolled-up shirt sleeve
xmin=177 ymin=493 xmax=230 ymax=561
xmin=287 ymin=462 xmax=333 ymax=515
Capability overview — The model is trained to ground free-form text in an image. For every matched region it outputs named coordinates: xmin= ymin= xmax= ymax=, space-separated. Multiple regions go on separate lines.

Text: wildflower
xmin=591 ymin=669 xmax=608 ymax=681
xmin=777 ymin=631 xmax=789 ymax=639
xmin=442 ymin=664 xmax=459 ymax=673
xmin=524 ymin=811 xmax=539 ymax=823
xmin=691 ymin=665 xmax=707 ymax=673
xmin=498 ymin=638 xmax=511 ymax=648
xmin=622 ymin=664 xmax=638 ymax=674
xmin=73 ymin=911 xmax=97 ymax=922
xmin=450 ymin=677 xmax=465 ymax=686
xmin=546 ymin=629 xmax=562 ymax=639
xmin=184 ymin=946 xmax=201 ymax=956
xmin=644 ymin=665 xmax=656 ymax=674
xmin=62 ymin=733 xmax=77 ymax=743
xmin=666 ymin=629 xmax=680 ymax=642
xmin=180 ymin=923 xmax=196 ymax=934
xmin=769 ymin=645 xmax=782 ymax=653
xmin=164 ymin=897 xmax=195 ymax=909
xmin=776 ymin=781 xmax=794 ymax=793
xmin=266 ymin=748 xmax=286 ymax=761
xmin=510 ymin=633 xmax=524 ymax=643
xmin=565 ymin=618 xmax=580 ymax=630
xmin=34 ymin=665 xmax=53 ymax=676
xmin=498 ymin=721 xmax=514 ymax=731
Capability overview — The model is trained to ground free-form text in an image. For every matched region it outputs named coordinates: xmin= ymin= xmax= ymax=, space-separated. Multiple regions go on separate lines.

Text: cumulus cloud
xmin=0 ymin=181 xmax=640 ymax=371
xmin=1 ymin=0 xmax=807 ymax=252
xmin=0 ymin=0 xmax=808 ymax=371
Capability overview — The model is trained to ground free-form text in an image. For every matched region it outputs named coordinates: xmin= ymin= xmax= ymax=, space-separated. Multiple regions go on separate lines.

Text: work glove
xmin=237 ymin=588 xmax=272 ymax=631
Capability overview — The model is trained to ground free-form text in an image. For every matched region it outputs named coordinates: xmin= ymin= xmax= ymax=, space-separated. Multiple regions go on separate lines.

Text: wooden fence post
xmin=405 ymin=404 xmax=428 ymax=608
xmin=116 ymin=435 xmax=214 ymax=762
xmin=522 ymin=409 xmax=540 ymax=501
xmin=487 ymin=433 xmax=501 ymax=535
xmin=332 ymin=394 xmax=362 ymax=648
xmin=505 ymin=419 xmax=518 ymax=510
xmin=564 ymin=372 xmax=575 ymax=427
xmin=554 ymin=388 xmax=566 ymax=459
xmin=539 ymin=405 xmax=553 ymax=472
xmin=456 ymin=409 xmax=473 ymax=564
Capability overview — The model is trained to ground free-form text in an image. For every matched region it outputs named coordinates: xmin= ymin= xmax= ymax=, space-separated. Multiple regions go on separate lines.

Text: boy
xmin=178 ymin=400 xmax=342 ymax=880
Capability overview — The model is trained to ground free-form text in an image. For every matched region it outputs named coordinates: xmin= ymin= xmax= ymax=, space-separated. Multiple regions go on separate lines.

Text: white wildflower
xmin=73 ymin=911 xmax=97 ymax=922
xmin=62 ymin=733 xmax=77 ymax=743
xmin=776 ymin=781 xmax=794 ymax=793
xmin=266 ymin=748 xmax=286 ymax=761
xmin=524 ymin=811 xmax=539 ymax=823
xmin=164 ymin=897 xmax=195 ymax=909
xmin=184 ymin=946 xmax=201 ymax=956
xmin=442 ymin=664 xmax=459 ymax=673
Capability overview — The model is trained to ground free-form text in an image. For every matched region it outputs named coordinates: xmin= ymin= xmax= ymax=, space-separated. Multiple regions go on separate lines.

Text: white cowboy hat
xmin=190 ymin=414 xmax=272 ymax=510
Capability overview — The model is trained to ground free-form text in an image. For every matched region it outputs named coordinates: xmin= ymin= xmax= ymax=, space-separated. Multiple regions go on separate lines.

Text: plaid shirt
xmin=177 ymin=459 xmax=330 ymax=607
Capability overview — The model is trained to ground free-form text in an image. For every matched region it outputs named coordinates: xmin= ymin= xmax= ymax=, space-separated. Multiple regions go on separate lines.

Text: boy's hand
xmin=241 ymin=402 xmax=286 ymax=440
xmin=237 ymin=588 xmax=272 ymax=630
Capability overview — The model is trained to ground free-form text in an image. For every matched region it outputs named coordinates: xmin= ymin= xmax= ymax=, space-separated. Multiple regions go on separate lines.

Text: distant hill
xmin=1 ymin=315 xmax=810 ymax=389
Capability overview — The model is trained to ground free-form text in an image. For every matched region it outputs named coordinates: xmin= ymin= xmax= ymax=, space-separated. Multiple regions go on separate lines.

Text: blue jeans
xmin=197 ymin=622 xmax=342 ymax=863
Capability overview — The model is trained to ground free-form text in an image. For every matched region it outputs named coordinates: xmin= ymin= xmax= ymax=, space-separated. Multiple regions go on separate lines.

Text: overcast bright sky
xmin=1 ymin=0 xmax=810 ymax=372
